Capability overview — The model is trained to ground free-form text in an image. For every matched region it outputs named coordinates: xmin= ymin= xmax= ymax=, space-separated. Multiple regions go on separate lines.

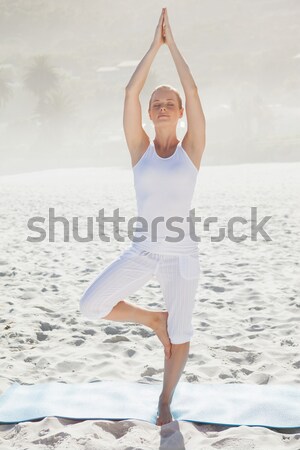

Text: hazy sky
xmin=0 ymin=0 xmax=299 ymax=175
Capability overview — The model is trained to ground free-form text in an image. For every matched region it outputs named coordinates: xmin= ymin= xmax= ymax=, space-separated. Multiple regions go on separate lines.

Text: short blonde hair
xmin=148 ymin=84 xmax=182 ymax=110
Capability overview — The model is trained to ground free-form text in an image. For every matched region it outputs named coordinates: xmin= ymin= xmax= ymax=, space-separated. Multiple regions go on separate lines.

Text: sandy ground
xmin=0 ymin=162 xmax=299 ymax=449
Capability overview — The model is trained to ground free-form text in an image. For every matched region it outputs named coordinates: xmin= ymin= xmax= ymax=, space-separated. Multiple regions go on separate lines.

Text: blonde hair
xmin=148 ymin=84 xmax=182 ymax=110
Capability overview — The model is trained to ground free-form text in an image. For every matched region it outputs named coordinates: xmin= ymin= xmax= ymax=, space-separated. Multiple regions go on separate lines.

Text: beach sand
xmin=0 ymin=162 xmax=299 ymax=449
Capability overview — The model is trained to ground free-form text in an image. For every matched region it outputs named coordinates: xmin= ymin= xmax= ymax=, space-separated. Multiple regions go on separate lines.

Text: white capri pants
xmin=79 ymin=245 xmax=200 ymax=344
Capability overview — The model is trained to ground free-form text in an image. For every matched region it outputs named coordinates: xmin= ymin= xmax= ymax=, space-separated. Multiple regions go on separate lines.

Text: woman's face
xmin=149 ymin=89 xmax=183 ymax=125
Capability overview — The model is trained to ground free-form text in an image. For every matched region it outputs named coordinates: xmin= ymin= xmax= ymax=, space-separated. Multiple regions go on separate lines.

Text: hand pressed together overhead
xmin=152 ymin=7 xmax=175 ymax=49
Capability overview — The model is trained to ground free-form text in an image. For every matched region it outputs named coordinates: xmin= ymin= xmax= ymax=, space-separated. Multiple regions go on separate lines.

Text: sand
xmin=0 ymin=162 xmax=299 ymax=449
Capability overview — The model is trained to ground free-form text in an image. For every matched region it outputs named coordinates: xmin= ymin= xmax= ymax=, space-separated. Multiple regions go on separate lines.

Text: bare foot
xmin=151 ymin=311 xmax=172 ymax=359
xmin=156 ymin=398 xmax=173 ymax=426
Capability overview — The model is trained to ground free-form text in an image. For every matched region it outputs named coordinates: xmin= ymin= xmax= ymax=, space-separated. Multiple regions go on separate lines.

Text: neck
xmin=153 ymin=135 xmax=180 ymax=152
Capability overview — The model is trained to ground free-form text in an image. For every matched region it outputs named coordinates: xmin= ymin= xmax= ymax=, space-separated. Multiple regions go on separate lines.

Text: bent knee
xmin=79 ymin=294 xmax=111 ymax=320
xmin=79 ymin=295 xmax=95 ymax=319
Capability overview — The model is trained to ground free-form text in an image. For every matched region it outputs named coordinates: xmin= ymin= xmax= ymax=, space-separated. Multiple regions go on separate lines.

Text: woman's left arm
xmin=163 ymin=9 xmax=206 ymax=155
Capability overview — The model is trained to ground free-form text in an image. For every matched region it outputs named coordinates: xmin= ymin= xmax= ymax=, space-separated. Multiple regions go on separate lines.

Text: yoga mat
xmin=0 ymin=380 xmax=299 ymax=428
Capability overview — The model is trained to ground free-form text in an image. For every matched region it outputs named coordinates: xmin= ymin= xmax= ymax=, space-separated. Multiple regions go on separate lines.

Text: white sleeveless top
xmin=131 ymin=140 xmax=199 ymax=255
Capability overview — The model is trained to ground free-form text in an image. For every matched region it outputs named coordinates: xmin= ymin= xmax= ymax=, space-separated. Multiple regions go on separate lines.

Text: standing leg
xmin=155 ymin=253 xmax=200 ymax=426
xmin=156 ymin=341 xmax=190 ymax=426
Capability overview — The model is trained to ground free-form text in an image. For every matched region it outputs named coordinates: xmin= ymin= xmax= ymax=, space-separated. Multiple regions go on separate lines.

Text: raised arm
xmin=163 ymin=9 xmax=206 ymax=161
xmin=123 ymin=9 xmax=165 ymax=156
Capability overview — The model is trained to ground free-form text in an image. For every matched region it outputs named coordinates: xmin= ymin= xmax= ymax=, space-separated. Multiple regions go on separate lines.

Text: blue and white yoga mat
xmin=0 ymin=380 xmax=299 ymax=427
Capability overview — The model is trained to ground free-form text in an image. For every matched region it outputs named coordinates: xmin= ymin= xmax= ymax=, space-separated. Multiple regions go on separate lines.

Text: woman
xmin=80 ymin=7 xmax=206 ymax=426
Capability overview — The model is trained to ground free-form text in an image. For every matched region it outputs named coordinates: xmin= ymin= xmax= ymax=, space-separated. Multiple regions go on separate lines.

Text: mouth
xmin=158 ymin=115 xmax=169 ymax=118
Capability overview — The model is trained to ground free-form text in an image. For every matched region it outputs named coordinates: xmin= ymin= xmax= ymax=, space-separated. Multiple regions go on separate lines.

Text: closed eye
xmin=153 ymin=103 xmax=174 ymax=108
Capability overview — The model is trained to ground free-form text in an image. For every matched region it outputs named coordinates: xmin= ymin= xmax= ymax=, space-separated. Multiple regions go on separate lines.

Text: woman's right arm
xmin=123 ymin=9 xmax=165 ymax=154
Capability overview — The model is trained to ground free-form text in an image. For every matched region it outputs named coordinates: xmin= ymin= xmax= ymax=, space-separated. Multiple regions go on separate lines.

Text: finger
xmin=157 ymin=15 xmax=164 ymax=29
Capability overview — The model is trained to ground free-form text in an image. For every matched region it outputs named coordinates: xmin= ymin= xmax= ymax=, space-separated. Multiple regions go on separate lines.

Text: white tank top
xmin=131 ymin=140 xmax=199 ymax=255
